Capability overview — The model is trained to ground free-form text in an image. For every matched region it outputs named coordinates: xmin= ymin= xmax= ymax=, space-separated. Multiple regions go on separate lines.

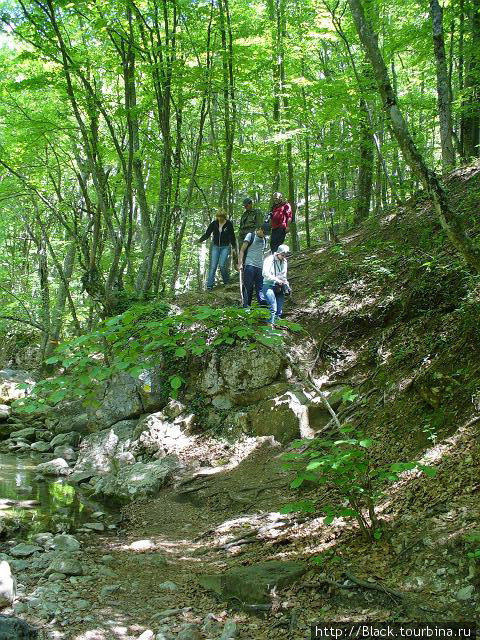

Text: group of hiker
xmin=196 ymin=193 xmax=292 ymax=326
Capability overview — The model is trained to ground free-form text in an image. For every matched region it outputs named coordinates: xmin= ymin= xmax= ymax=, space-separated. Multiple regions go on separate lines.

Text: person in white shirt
xmin=262 ymin=244 xmax=290 ymax=326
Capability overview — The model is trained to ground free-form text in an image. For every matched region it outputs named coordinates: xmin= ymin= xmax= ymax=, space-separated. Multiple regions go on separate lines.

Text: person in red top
xmin=269 ymin=192 xmax=292 ymax=252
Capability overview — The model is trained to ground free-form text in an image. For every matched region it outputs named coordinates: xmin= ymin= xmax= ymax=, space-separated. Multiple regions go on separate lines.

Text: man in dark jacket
xmin=269 ymin=192 xmax=292 ymax=252
xmin=238 ymin=198 xmax=262 ymax=241
xmin=197 ymin=210 xmax=237 ymax=290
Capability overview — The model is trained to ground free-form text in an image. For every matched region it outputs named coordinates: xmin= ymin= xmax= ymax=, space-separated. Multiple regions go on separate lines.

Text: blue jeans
xmin=207 ymin=245 xmax=230 ymax=289
xmin=263 ymin=284 xmax=285 ymax=324
xmin=242 ymin=265 xmax=265 ymax=307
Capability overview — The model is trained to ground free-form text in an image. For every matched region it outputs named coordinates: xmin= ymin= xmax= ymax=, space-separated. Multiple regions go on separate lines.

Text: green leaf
xmin=170 ymin=375 xmax=183 ymax=390
xmin=359 ymin=439 xmax=373 ymax=448
xmin=280 ymin=500 xmax=315 ymax=514
xmin=290 ymin=476 xmax=304 ymax=488
xmin=418 ymin=464 xmax=437 ymax=478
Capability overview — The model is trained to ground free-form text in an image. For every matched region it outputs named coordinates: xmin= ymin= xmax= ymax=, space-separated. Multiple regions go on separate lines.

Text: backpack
xmin=245 ymin=232 xmax=267 ymax=252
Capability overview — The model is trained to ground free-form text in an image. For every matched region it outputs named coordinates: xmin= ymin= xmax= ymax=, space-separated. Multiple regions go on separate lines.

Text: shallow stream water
xmin=0 ymin=453 xmax=98 ymax=537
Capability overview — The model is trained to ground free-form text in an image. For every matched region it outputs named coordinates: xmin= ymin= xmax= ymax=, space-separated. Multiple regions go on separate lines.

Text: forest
xmin=0 ymin=0 xmax=479 ymax=639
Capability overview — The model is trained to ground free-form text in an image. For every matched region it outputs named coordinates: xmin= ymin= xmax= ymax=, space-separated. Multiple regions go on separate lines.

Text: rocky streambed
xmin=0 ymin=357 xmax=321 ymax=639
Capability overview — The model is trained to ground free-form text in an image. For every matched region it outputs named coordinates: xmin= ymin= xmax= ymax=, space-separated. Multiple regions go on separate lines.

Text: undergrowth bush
xmin=15 ymin=303 xmax=301 ymax=412
xmin=281 ymin=425 xmax=436 ymax=541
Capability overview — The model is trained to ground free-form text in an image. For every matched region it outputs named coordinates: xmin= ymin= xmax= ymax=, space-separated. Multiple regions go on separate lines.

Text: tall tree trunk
xmin=462 ymin=0 xmax=480 ymax=158
xmin=44 ymin=242 xmax=76 ymax=359
xmin=430 ymin=0 xmax=456 ymax=169
xmin=354 ymin=99 xmax=374 ymax=223
xmin=304 ymin=136 xmax=311 ymax=247
xmin=268 ymin=0 xmax=281 ymax=192
xmin=218 ymin=0 xmax=236 ymax=215
xmin=347 ymin=0 xmax=480 ymax=273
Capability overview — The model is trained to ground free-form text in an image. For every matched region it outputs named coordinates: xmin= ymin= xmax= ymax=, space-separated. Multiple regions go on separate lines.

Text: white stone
xmin=0 ymin=561 xmax=15 ymax=607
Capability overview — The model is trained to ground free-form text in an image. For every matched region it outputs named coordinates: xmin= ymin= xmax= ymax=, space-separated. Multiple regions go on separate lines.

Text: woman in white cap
xmin=262 ymin=244 xmax=290 ymax=326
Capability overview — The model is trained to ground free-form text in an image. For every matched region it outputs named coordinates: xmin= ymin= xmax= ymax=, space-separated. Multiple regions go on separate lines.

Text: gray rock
xmin=83 ymin=522 xmax=104 ymax=532
xmin=33 ymin=533 xmax=54 ymax=549
xmin=202 ymin=613 xmax=222 ymax=636
xmin=456 ymin=585 xmax=475 ymax=601
xmin=212 ymin=395 xmax=233 ymax=410
xmin=48 ymin=573 xmax=66 ymax=581
xmin=0 ymin=404 xmax=11 ymax=421
xmin=87 ymin=374 xmax=143 ymax=429
xmin=10 ymin=543 xmax=42 ymax=558
xmin=50 ymin=432 xmax=80 ymax=448
xmin=68 ymin=470 xmax=95 ymax=484
xmin=201 ymin=343 xmax=284 ymax=396
xmin=136 ymin=631 xmax=155 ymax=640
xmin=9 ymin=427 xmax=36 ymax=442
xmin=132 ymin=412 xmax=193 ymax=457
xmin=53 ymin=445 xmax=76 ymax=461
xmin=36 ymin=458 xmax=71 ymax=476
xmin=100 ymin=584 xmax=120 ymax=598
xmin=199 ymin=561 xmax=306 ymax=604
xmin=73 ymin=421 xmax=137 ymax=476
xmin=158 ymin=581 xmax=178 ymax=591
xmin=47 ymin=554 xmax=83 ymax=576
xmin=30 ymin=441 xmax=52 ymax=453
xmin=163 ymin=400 xmax=185 ymax=420
xmin=177 ymin=623 xmax=202 ymax=640
xmin=51 ymin=534 xmax=80 ymax=553
xmin=248 ymin=391 xmax=311 ymax=443
xmin=92 ymin=456 xmax=179 ymax=503
xmin=0 ymin=560 xmax=16 ymax=607
xmin=219 ymin=620 xmax=238 ymax=639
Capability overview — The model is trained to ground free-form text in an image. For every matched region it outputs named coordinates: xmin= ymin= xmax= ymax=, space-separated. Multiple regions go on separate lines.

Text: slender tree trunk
xmin=347 ymin=0 xmax=480 ymax=273
xmin=268 ymin=0 xmax=281 ymax=192
xmin=430 ymin=0 xmax=456 ymax=169
xmin=354 ymin=99 xmax=374 ymax=223
xmin=304 ymin=136 xmax=311 ymax=247
xmin=44 ymin=242 xmax=76 ymax=359
xmin=462 ymin=0 xmax=480 ymax=158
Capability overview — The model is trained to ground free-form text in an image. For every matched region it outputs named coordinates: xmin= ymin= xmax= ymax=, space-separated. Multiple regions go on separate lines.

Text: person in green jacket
xmin=238 ymin=198 xmax=262 ymax=241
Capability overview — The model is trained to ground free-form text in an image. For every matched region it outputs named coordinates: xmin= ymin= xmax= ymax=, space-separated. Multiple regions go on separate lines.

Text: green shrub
xmin=281 ymin=425 xmax=436 ymax=541
xmin=15 ymin=303 xmax=301 ymax=413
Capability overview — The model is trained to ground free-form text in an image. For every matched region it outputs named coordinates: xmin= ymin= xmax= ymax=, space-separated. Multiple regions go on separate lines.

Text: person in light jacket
xmin=262 ymin=244 xmax=290 ymax=326
xmin=197 ymin=209 xmax=237 ymax=291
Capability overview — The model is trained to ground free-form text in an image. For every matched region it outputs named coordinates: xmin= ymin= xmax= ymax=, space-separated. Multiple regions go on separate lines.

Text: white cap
xmin=275 ymin=244 xmax=290 ymax=254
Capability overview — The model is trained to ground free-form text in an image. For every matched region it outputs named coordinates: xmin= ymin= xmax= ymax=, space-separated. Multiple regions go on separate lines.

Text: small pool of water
xmin=0 ymin=453 xmax=106 ymax=537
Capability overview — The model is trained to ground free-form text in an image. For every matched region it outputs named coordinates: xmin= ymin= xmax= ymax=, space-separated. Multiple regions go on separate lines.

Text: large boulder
xmin=86 ymin=374 xmax=144 ymax=429
xmin=247 ymin=390 xmax=313 ymax=444
xmin=73 ymin=420 xmax=137 ymax=476
xmin=0 ymin=561 xmax=15 ymax=608
xmin=35 ymin=458 xmax=71 ymax=477
xmin=50 ymin=432 xmax=80 ymax=448
xmin=9 ymin=427 xmax=36 ymax=443
xmin=92 ymin=457 xmax=180 ymax=503
xmin=199 ymin=561 xmax=306 ymax=604
xmin=199 ymin=344 xmax=285 ymax=398
xmin=47 ymin=399 xmax=88 ymax=435
xmin=0 ymin=405 xmax=10 ymax=422
xmin=132 ymin=407 xmax=195 ymax=459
